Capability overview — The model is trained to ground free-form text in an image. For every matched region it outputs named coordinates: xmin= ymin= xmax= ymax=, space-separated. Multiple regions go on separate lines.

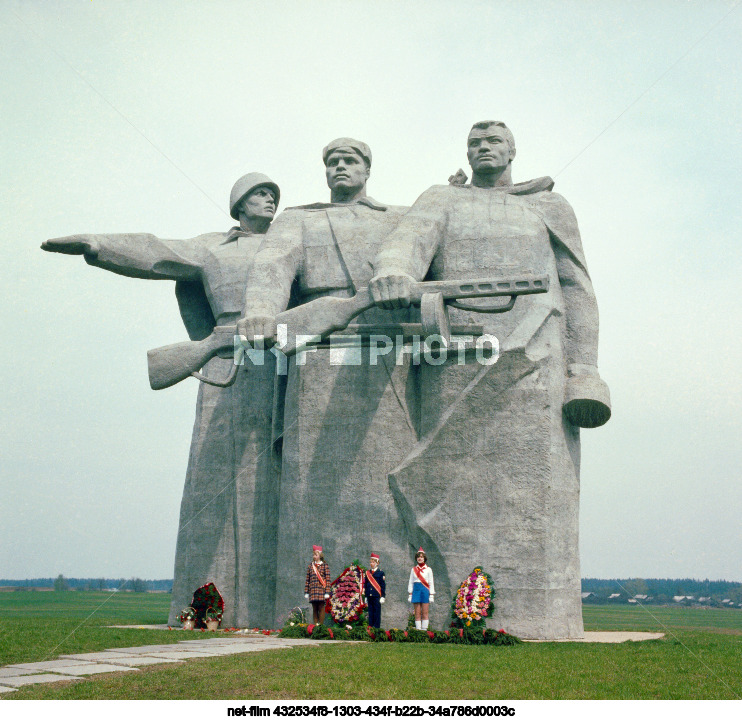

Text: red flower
xmin=307 ymin=624 xmax=315 ymax=634
xmin=385 ymin=629 xmax=391 ymax=640
xmin=427 ymin=631 xmax=435 ymax=640
xmin=328 ymin=628 xmax=334 ymax=639
xmin=498 ymin=628 xmax=505 ymax=633
xmin=459 ymin=628 xmax=464 ymax=638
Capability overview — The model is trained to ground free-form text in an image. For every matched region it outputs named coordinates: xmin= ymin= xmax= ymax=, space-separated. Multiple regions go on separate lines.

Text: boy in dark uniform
xmin=364 ymin=552 xmax=386 ymax=628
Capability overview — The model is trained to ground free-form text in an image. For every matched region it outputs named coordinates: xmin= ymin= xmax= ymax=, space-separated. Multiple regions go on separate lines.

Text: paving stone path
xmin=0 ymin=634 xmax=329 ymax=694
xmin=0 ymin=629 xmax=665 ymax=695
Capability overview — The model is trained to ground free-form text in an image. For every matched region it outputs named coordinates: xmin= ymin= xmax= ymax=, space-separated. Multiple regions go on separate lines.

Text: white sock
xmin=422 ymin=620 xmax=429 ymax=630
xmin=415 ymin=620 xmax=421 ymax=630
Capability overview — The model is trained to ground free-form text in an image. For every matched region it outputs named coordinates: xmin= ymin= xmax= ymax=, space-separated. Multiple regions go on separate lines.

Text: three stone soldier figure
xmin=42 ymin=173 xmax=282 ymax=629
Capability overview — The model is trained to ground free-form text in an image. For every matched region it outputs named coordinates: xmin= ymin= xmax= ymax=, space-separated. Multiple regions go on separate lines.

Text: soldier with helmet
xmin=42 ymin=172 xmax=282 ymax=630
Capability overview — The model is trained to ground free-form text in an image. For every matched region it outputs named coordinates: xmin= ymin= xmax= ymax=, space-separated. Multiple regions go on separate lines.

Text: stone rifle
xmin=146 ymin=274 xmax=549 ymax=390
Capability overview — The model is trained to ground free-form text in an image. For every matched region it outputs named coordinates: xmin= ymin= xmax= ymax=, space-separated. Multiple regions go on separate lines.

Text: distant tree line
xmin=581 ymin=577 xmax=742 ymax=606
xmin=0 ymin=577 xmax=173 ymax=592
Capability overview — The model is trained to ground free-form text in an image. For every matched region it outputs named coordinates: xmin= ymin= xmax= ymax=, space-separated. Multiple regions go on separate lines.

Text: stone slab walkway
xmin=0 ymin=630 xmax=665 ymax=694
xmin=0 ymin=634 xmax=326 ymax=694
xmin=525 ymin=631 xmax=665 ymax=643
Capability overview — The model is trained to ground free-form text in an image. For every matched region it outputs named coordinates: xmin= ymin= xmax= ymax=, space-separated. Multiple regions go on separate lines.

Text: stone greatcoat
xmin=82 ymin=229 xmax=279 ymax=628
xmin=241 ymin=198 xmax=419 ymax=625
xmin=373 ymin=179 xmax=609 ymax=639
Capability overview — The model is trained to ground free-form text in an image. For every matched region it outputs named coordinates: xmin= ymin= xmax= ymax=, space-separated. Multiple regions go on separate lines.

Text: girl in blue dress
xmin=407 ymin=547 xmax=435 ymax=630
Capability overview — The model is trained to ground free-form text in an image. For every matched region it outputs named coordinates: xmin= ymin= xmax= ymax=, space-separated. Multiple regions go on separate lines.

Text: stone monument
xmin=368 ymin=121 xmax=611 ymax=638
xmin=45 ymin=123 xmax=609 ymax=639
xmin=238 ymin=138 xmax=420 ymax=626
xmin=42 ymin=173 xmax=282 ymax=629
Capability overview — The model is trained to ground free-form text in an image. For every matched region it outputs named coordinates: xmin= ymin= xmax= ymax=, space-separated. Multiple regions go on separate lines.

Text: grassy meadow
xmin=1 ymin=593 xmax=740 ymax=700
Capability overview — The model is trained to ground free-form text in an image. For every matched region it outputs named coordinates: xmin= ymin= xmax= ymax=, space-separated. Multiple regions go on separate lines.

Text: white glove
xmin=380 ymin=598 xmax=385 ymax=604
xmin=304 ymin=593 xmax=309 ymax=599
xmin=324 ymin=593 xmax=329 ymax=599
xmin=430 ymin=596 xmax=435 ymax=604
xmin=408 ymin=595 xmax=412 ymax=603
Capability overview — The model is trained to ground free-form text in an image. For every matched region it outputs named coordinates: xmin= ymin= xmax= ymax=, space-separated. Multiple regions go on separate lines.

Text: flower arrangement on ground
xmin=450 ymin=567 xmax=495 ymax=630
xmin=278 ymin=622 xmax=519 ymax=645
xmin=190 ymin=582 xmax=224 ymax=629
xmin=204 ymin=607 xmax=222 ymax=629
xmin=178 ymin=606 xmax=197 ymax=623
xmin=327 ymin=561 xmax=367 ymax=627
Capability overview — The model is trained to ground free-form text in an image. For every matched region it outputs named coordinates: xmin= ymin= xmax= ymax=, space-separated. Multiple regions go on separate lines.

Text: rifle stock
xmin=147 ymin=327 xmax=234 ymax=390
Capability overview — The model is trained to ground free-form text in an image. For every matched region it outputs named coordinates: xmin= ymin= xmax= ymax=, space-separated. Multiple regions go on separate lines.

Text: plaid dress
xmin=305 ymin=561 xmax=331 ymax=602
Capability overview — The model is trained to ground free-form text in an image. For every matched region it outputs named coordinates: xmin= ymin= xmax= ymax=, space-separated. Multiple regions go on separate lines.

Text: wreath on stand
xmin=450 ymin=567 xmax=495 ymax=630
xmin=326 ymin=560 xmax=368 ymax=627
xmin=190 ymin=582 xmax=224 ymax=629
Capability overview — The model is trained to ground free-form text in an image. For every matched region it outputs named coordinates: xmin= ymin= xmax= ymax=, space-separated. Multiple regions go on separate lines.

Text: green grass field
xmin=1 ymin=593 xmax=740 ymax=700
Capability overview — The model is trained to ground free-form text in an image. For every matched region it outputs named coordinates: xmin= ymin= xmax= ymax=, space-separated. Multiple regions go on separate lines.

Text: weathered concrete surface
xmin=370 ymin=121 xmax=610 ymax=638
xmin=32 ymin=663 xmax=138 ymax=676
xmin=1 ymin=674 xmax=82 ymax=687
xmin=525 ymin=631 xmax=664 ymax=643
xmin=7 ymin=660 xmax=92 ymax=671
xmin=0 ymin=667 xmax=36 ymax=677
xmin=239 ymin=140 xmax=418 ymax=626
xmin=60 ymin=652 xmax=185 ymax=666
xmin=42 ymin=177 xmax=282 ymax=631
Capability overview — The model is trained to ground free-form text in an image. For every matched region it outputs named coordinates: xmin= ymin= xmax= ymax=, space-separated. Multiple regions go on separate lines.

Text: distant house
xmin=628 ymin=598 xmax=637 ymax=604
xmin=581 ymin=592 xmax=596 ymax=599
xmin=608 ymin=593 xmax=622 ymax=599
xmin=673 ymin=595 xmax=692 ymax=603
xmin=633 ymin=594 xmax=649 ymax=601
xmin=698 ymin=597 xmax=711 ymax=603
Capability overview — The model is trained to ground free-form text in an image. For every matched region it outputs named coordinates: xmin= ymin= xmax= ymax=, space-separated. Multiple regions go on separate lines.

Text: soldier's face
xmin=467 ymin=127 xmax=513 ymax=174
xmin=313 ymin=550 xmax=321 ymax=561
xmin=241 ymin=186 xmax=276 ymax=220
xmin=370 ymin=559 xmax=378 ymax=570
xmin=325 ymin=150 xmax=369 ymax=193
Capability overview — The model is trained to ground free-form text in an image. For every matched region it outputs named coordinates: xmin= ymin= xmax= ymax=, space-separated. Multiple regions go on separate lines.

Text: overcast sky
xmin=2 ymin=0 xmax=740 ymax=583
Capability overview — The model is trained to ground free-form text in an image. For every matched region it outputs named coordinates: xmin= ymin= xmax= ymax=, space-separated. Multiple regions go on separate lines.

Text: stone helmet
xmin=229 ymin=173 xmax=280 ymax=220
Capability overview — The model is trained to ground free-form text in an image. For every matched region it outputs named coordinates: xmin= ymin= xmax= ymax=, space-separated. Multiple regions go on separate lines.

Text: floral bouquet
xmin=178 ymin=606 xmax=197 ymax=623
xmin=450 ymin=567 xmax=495 ymax=630
xmin=328 ymin=561 xmax=367 ymax=626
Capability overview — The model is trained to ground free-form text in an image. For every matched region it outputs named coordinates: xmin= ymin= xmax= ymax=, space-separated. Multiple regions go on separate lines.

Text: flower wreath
xmin=450 ymin=567 xmax=495 ymax=630
xmin=327 ymin=561 xmax=367 ymax=626
xmin=190 ymin=582 xmax=224 ymax=629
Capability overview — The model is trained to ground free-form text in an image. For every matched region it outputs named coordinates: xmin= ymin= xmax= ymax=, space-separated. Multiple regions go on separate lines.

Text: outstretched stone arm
xmin=42 ymin=233 xmax=203 ymax=281
xmin=370 ymin=187 xmax=447 ymax=308
xmin=238 ymin=211 xmax=304 ymax=342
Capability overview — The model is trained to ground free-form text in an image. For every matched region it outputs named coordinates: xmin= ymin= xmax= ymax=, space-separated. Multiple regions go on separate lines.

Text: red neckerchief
xmin=413 ymin=564 xmax=429 ymax=589
xmin=311 ymin=562 xmax=327 ymax=587
xmin=366 ymin=568 xmax=382 ymax=595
